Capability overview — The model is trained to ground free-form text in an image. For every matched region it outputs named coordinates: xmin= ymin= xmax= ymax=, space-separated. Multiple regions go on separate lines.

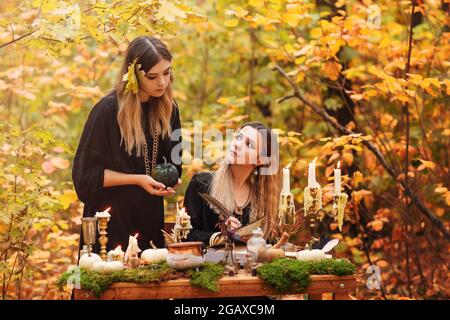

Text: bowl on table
xmin=166 ymin=241 xmax=207 ymax=270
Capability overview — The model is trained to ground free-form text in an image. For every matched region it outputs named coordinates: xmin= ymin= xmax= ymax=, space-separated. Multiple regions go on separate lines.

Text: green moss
xmin=304 ymin=258 xmax=356 ymax=276
xmin=257 ymin=258 xmax=310 ymax=293
xmin=57 ymin=268 xmax=115 ymax=298
xmin=56 ymin=262 xmax=181 ymax=298
xmin=257 ymin=258 xmax=355 ymax=293
xmin=57 ymin=259 xmax=355 ymax=297
xmin=57 ymin=262 xmax=224 ymax=297
xmin=187 ymin=263 xmax=225 ymax=292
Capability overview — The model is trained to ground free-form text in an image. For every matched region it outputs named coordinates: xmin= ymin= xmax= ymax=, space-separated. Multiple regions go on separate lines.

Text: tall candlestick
xmin=308 ymin=157 xmax=320 ymax=188
xmin=95 ymin=207 xmax=111 ymax=261
xmin=334 ymin=161 xmax=341 ymax=195
xmin=282 ymin=163 xmax=291 ymax=194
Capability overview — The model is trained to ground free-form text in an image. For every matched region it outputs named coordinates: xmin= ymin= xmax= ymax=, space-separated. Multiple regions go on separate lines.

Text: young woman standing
xmin=72 ymin=36 xmax=182 ymax=251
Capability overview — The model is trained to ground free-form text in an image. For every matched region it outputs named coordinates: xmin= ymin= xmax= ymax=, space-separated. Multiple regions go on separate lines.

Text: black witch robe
xmin=72 ymin=90 xmax=182 ymax=252
xmin=183 ymin=172 xmax=250 ymax=246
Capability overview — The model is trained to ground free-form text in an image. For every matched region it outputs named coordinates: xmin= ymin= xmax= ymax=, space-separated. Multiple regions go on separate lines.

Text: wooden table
xmin=73 ymin=271 xmax=356 ymax=300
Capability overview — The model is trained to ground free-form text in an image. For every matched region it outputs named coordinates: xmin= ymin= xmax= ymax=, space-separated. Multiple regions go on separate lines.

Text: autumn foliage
xmin=0 ymin=0 xmax=449 ymax=300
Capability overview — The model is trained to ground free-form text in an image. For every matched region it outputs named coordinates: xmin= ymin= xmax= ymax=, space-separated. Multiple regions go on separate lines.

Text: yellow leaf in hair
xmin=122 ymin=58 xmax=144 ymax=95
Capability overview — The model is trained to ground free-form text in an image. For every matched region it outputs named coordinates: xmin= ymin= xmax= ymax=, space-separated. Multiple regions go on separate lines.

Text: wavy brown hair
xmin=115 ymin=36 xmax=174 ymax=156
xmin=209 ymin=122 xmax=281 ymax=240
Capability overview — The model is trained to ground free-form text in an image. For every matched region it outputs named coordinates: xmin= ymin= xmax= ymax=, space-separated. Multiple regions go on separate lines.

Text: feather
xmin=198 ymin=192 xmax=232 ymax=221
xmin=208 ymin=217 xmax=264 ymax=248
xmin=161 ymin=229 xmax=175 ymax=245
xmin=321 ymin=238 xmax=339 ymax=253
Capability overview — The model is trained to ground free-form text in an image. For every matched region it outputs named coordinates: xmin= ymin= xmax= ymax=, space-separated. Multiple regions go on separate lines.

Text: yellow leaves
xmin=224 ymin=6 xmax=250 ymax=24
xmin=45 ymin=101 xmax=71 ymax=115
xmin=12 ymin=88 xmax=36 ymax=100
xmin=58 ymin=189 xmax=78 ymax=210
xmin=31 ymin=2 xmax=82 ymax=42
xmin=380 ymin=114 xmax=398 ymax=129
xmin=435 ymin=186 xmax=450 ymax=206
xmin=280 ymin=136 xmax=304 ymax=147
xmin=279 ymin=130 xmax=303 ymax=147
xmin=32 ymin=0 xmax=59 ymax=13
xmin=74 ymin=85 xmax=101 ymax=100
xmin=281 ymin=13 xmax=302 ymax=27
xmin=224 ymin=19 xmax=239 ymax=27
xmin=287 ymin=131 xmax=301 ymax=137
xmin=407 ymin=73 xmax=423 ymax=86
xmin=441 ymin=79 xmax=450 ymax=95
xmin=328 ymin=39 xmax=344 ymax=57
xmin=419 ymin=77 xmax=441 ymax=97
xmin=271 ymin=128 xmax=285 ymax=135
xmin=406 ymin=74 xmax=442 ymax=97
xmin=367 ymin=67 xmax=442 ymax=101
xmin=352 ymin=189 xmax=373 ymax=206
xmin=50 ymin=157 xmax=70 ymax=170
xmin=122 ymin=58 xmax=144 ymax=95
xmin=377 ymin=37 xmax=390 ymax=49
xmin=321 ymin=60 xmax=342 ymax=81
xmin=249 ymin=0 xmax=265 ymax=8
xmin=334 ymin=0 xmax=347 ymax=8
xmin=234 ymin=6 xmax=250 ymax=18
xmin=368 ymin=65 xmax=388 ymax=79
xmin=420 ymin=78 xmax=439 ymax=89
xmin=310 ymin=27 xmax=322 ymax=38
xmin=392 ymin=93 xmax=410 ymax=103
xmin=342 ymin=151 xmax=354 ymax=166
xmin=435 ymin=187 xmax=448 ymax=194
xmin=217 ymin=97 xmax=230 ymax=105
xmin=417 ymin=158 xmax=436 ymax=171
xmin=156 ymin=0 xmax=187 ymax=23
xmin=322 ymin=134 xmax=371 ymax=154
xmin=319 ymin=19 xmax=337 ymax=33
xmin=184 ymin=11 xmax=207 ymax=24
xmin=350 ymin=93 xmax=364 ymax=101
xmin=352 ymin=171 xmax=363 ymax=187
xmin=369 ymin=220 xmax=384 ymax=232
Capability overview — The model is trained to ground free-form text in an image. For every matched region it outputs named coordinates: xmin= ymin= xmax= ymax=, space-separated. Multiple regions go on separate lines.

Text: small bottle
xmin=79 ymin=245 xmax=88 ymax=257
xmin=244 ymin=252 xmax=253 ymax=274
xmin=246 ymin=227 xmax=267 ymax=262
xmin=128 ymin=252 xmax=139 ymax=269
xmin=251 ymin=262 xmax=258 ymax=277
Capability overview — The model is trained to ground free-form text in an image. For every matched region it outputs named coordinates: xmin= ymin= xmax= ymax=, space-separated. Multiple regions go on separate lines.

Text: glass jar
xmin=79 ymin=245 xmax=88 ymax=258
xmin=246 ymin=227 xmax=267 ymax=262
xmin=128 ymin=252 xmax=139 ymax=269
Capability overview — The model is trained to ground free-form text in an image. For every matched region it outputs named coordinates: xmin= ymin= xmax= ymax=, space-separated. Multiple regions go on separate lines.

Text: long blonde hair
xmin=209 ymin=122 xmax=281 ymax=240
xmin=115 ymin=36 xmax=174 ymax=156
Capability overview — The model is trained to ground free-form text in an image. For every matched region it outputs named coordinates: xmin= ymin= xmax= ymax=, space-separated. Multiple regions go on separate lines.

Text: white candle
xmin=282 ymin=163 xmax=291 ymax=194
xmin=308 ymin=157 xmax=319 ymax=188
xmin=334 ymin=161 xmax=341 ymax=195
xmin=95 ymin=207 xmax=111 ymax=219
xmin=125 ymin=233 xmax=141 ymax=261
xmin=112 ymin=245 xmax=124 ymax=262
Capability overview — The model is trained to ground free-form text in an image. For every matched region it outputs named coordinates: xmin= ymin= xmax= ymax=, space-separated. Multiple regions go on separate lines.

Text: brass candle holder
xmin=278 ymin=192 xmax=296 ymax=227
xmin=95 ymin=207 xmax=111 ymax=261
xmin=97 ymin=217 xmax=109 ymax=261
xmin=304 ymin=186 xmax=323 ymax=239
